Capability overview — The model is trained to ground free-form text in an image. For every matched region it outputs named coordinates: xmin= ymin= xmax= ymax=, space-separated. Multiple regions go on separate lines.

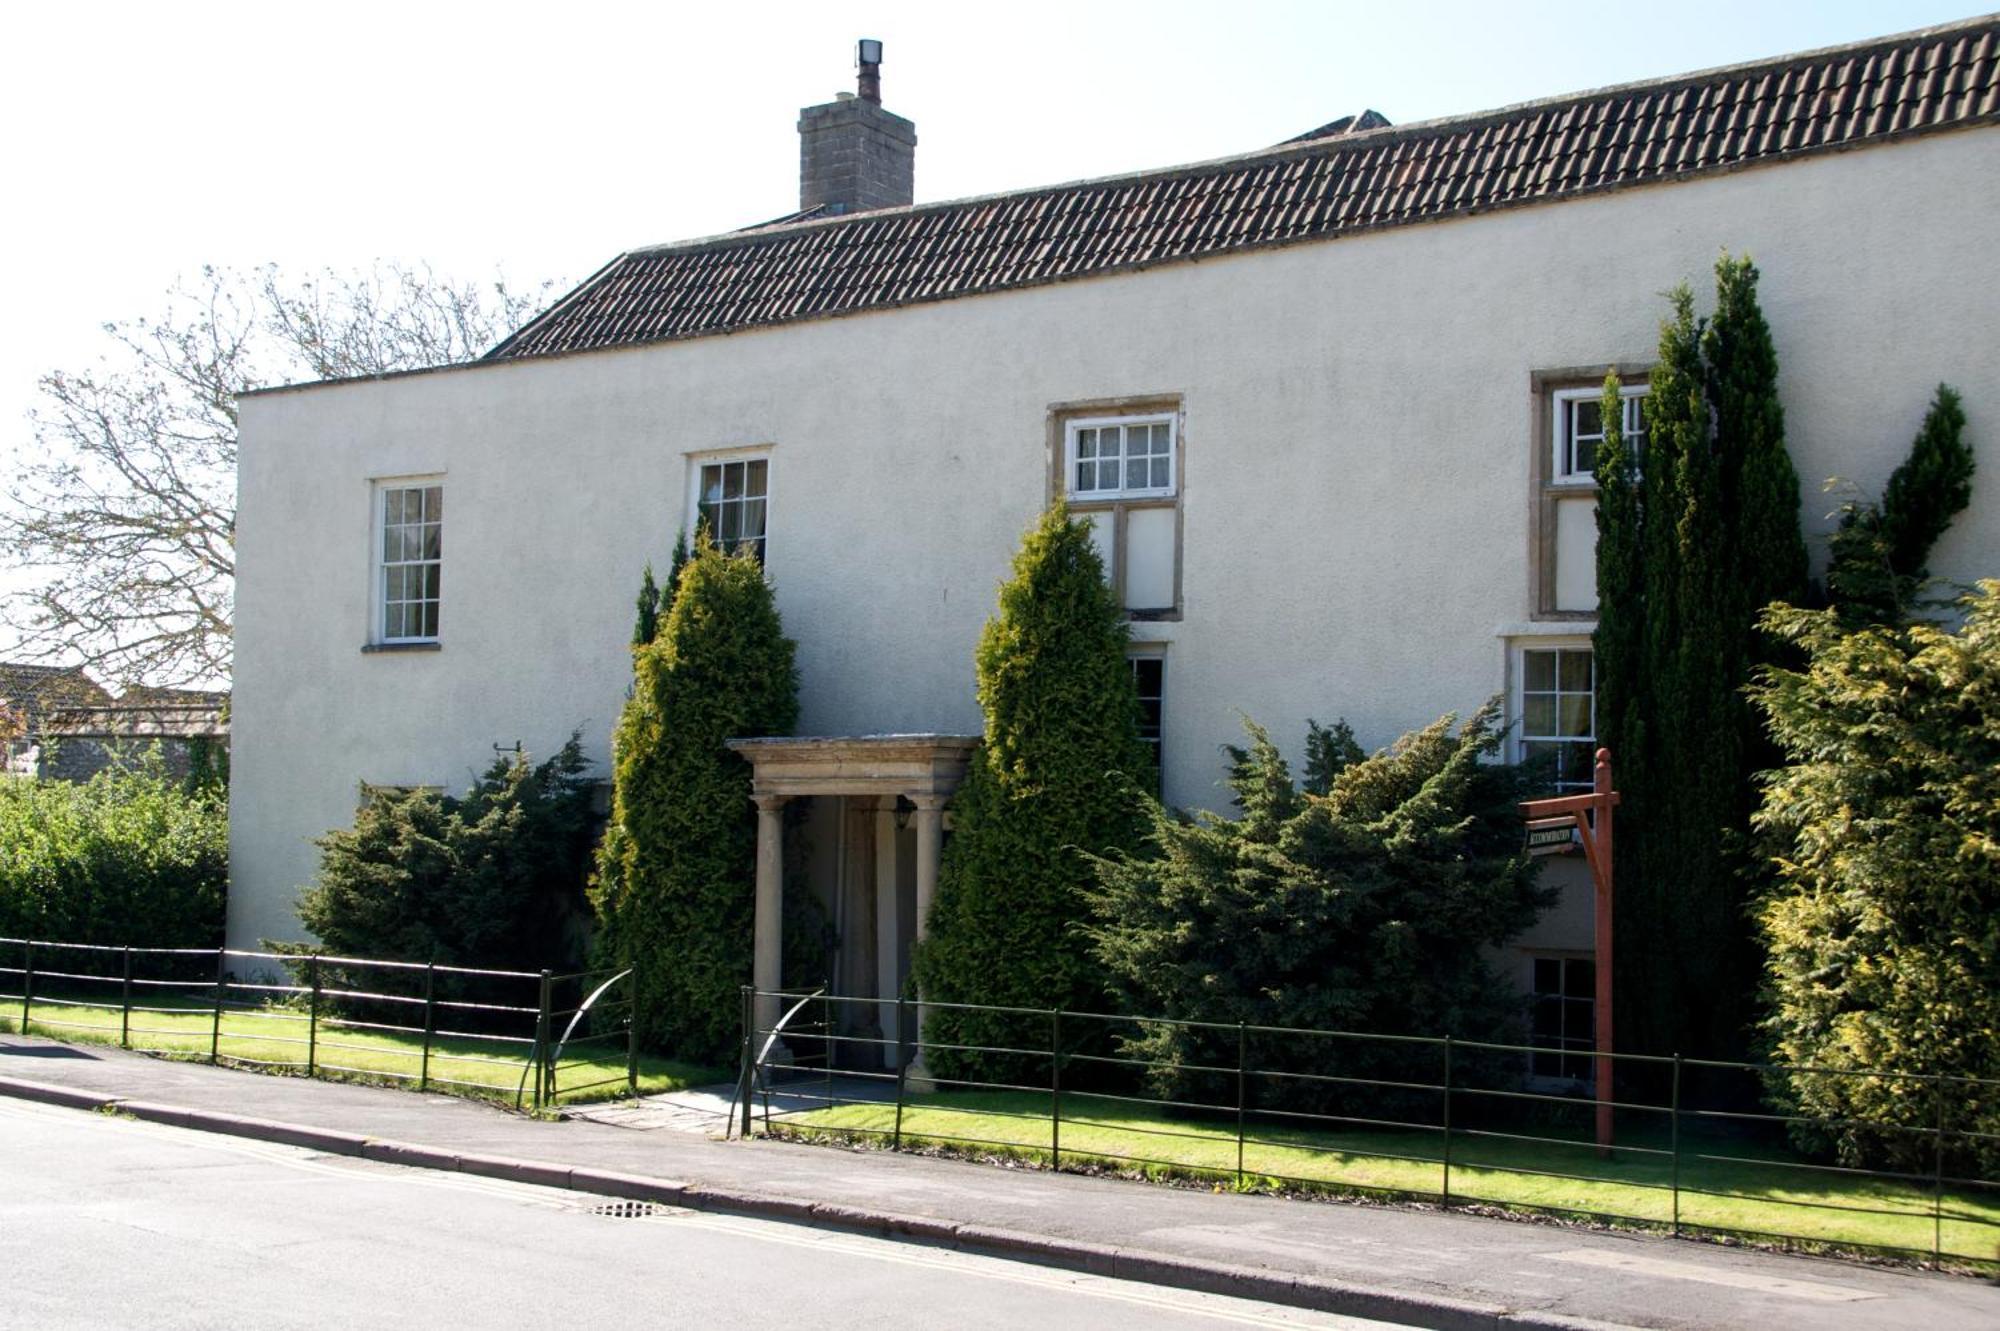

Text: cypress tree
xmin=632 ymin=563 xmax=662 ymax=647
xmin=592 ymin=532 xmax=799 ymax=1059
xmin=1594 ymin=256 xmax=1810 ymax=1059
xmin=913 ymin=503 xmax=1152 ymax=1081
xmin=1827 ymin=385 xmax=1974 ymax=624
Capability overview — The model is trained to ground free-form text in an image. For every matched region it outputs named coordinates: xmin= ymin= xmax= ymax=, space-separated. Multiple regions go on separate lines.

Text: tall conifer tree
xmin=914 ymin=504 xmax=1151 ymax=1080
xmin=592 ymin=533 xmax=799 ymax=1059
xmin=1593 ymin=257 xmax=1808 ymax=1059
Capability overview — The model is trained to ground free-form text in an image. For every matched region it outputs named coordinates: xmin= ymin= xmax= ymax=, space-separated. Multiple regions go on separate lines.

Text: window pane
xmin=1076 ymin=460 xmax=1096 ymax=491
xmin=421 ymin=524 xmax=441 ymax=560
xmin=1099 ymin=457 xmax=1121 ymax=489
xmin=418 ymin=602 xmax=438 ymax=639
xmin=1558 ymin=694 xmax=1592 ymax=737
xmin=1077 ymin=429 xmax=1098 ymax=461
xmin=425 ymin=487 xmax=442 ymax=521
xmin=741 ymin=498 xmax=766 ymax=542
xmin=1566 ymin=960 xmax=1595 ymax=999
xmin=1150 ymin=458 xmax=1170 ymax=489
xmin=723 ymin=462 xmax=744 ymax=501
xmin=1559 ymin=650 xmax=1592 ymax=692
xmin=386 ymin=490 xmax=407 ymax=524
xmin=1523 ymin=650 xmax=1555 ymax=692
xmin=719 ymin=502 xmax=741 ymax=546
xmin=745 ymin=460 xmax=768 ymax=499
xmin=1573 ymin=400 xmax=1601 ymax=436
xmin=1533 ymin=958 xmax=1559 ymax=997
xmin=424 ymin=564 xmax=440 ymax=600
xmin=1523 ymin=696 xmax=1556 ymax=736
xmin=702 ymin=466 xmax=724 ymax=505
xmin=1574 ymin=438 xmax=1596 ymax=474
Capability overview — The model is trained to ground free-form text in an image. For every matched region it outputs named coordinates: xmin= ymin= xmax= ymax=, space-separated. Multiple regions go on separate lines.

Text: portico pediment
xmin=725 ymin=733 xmax=977 ymax=799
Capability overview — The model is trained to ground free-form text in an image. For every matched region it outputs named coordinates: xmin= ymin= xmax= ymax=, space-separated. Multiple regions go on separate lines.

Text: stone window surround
xmin=1046 ymin=393 xmax=1185 ymax=621
xmin=1525 ymin=366 xmax=1650 ymax=622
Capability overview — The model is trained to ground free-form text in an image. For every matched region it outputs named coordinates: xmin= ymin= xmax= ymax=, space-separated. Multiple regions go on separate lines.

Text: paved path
xmin=4 ymin=1035 xmax=1996 ymax=1330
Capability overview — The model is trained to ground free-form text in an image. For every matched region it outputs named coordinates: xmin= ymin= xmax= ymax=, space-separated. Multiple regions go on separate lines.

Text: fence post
xmin=738 ymin=984 xmax=755 ymax=1140
xmin=1441 ymin=1034 xmax=1454 ymax=1209
xmin=1670 ymin=1054 xmax=1682 ymax=1238
xmin=533 ymin=969 xmax=553 ymax=1110
xmin=20 ymin=940 xmax=32 ymax=1036
xmin=1236 ymin=1021 xmax=1248 ymax=1191
xmin=419 ymin=961 xmax=436 ymax=1093
xmin=1933 ymin=1074 xmax=1946 ymax=1268
xmin=625 ymin=966 xmax=640 ymax=1100
xmin=893 ymin=992 xmax=909 ymax=1152
xmin=305 ymin=955 xmax=321 ymax=1077
xmin=120 ymin=946 xmax=133 ymax=1049
xmin=1050 ymin=1008 xmax=1062 ymax=1172
xmin=209 ymin=950 xmax=225 ymax=1064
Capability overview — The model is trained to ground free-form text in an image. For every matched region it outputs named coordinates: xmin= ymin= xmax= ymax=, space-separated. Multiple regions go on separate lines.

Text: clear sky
xmin=0 ymin=0 xmax=1986 ymax=658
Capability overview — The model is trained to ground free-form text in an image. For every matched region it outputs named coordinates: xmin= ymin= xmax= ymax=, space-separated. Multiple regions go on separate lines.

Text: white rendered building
xmin=230 ymin=23 xmax=2000 ymax=1069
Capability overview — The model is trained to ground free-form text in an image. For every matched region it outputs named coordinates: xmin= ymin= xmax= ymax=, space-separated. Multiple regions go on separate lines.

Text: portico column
xmin=912 ymin=794 xmax=947 ymax=944
xmin=874 ymin=801 xmax=902 ymax=1060
xmin=907 ymin=793 xmax=948 ymax=1088
xmin=752 ymin=792 xmax=789 ymax=1042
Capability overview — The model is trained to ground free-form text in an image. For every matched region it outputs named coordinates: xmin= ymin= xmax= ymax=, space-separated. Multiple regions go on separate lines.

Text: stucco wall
xmin=229 ymin=126 xmax=2000 ymax=951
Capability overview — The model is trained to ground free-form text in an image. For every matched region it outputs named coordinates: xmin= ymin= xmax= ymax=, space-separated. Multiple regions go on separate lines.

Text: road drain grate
xmin=585 ymin=1199 xmax=667 ymax=1219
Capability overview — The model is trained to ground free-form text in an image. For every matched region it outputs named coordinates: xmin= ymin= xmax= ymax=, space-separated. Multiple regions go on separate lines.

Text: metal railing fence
xmin=0 ymin=937 xmax=640 ymax=1111
xmin=739 ymin=987 xmax=2000 ymax=1270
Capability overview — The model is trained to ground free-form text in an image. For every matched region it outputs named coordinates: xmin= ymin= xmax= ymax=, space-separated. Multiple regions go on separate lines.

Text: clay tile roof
xmin=477 ymin=17 xmax=1994 ymax=363
xmin=0 ymin=663 xmax=111 ymax=730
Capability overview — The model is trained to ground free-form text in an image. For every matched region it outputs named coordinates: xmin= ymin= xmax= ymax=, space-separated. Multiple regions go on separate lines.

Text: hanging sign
xmin=1524 ymin=815 xmax=1580 ymax=856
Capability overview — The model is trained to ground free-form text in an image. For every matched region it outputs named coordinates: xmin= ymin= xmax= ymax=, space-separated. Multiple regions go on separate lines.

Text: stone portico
xmin=726 ymin=734 xmax=976 ymax=1063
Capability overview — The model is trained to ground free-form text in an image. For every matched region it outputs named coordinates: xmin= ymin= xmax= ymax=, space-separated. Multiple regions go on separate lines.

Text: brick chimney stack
xmin=798 ymin=39 xmax=915 ymax=215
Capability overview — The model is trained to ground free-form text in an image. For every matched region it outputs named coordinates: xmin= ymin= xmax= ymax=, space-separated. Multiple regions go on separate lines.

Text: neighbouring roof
xmin=0 ymin=663 xmax=112 ymax=727
xmin=45 ymin=703 xmax=229 ymax=742
xmin=484 ymin=18 xmax=1998 ymax=363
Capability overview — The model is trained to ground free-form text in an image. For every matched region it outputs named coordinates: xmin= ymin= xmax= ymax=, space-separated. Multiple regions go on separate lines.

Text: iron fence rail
xmin=0 ymin=936 xmax=640 ymax=1110
xmin=739 ymin=987 xmax=2000 ymax=1270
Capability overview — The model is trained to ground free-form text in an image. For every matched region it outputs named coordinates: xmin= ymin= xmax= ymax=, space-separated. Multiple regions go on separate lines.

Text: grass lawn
xmin=780 ymin=1088 xmax=2000 ymax=1266
xmin=0 ymin=998 xmax=720 ymax=1108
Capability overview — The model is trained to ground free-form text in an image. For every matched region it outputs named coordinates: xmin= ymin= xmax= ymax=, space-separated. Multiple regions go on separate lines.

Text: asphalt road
xmin=0 ymin=1098 xmax=1393 ymax=1330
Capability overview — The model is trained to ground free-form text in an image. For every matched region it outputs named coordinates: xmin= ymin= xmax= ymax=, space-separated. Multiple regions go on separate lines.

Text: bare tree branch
xmin=2 ymin=263 xmax=554 ymax=687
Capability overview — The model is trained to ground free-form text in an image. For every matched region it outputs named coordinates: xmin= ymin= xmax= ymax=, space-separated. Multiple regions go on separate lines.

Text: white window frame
xmin=1551 ymin=385 xmax=1647 ymax=486
xmin=686 ymin=448 xmax=773 ymax=564
xmin=1513 ymin=639 xmax=1595 ymax=792
xmin=1065 ymin=413 xmax=1177 ymax=502
xmin=372 ymin=477 xmax=443 ymax=645
xmin=1128 ymin=648 xmax=1166 ymax=789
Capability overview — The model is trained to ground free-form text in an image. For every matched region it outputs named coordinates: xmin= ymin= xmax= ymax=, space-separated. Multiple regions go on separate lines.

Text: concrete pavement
xmin=3 ymin=1034 xmax=1995 ymax=1330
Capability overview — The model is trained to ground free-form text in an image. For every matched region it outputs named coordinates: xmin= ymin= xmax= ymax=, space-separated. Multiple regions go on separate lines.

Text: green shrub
xmin=914 ymin=503 xmax=1151 ymax=1082
xmin=296 ymin=734 xmax=597 ymax=974
xmin=592 ymin=535 xmax=799 ymax=1062
xmin=1750 ymin=583 xmax=2000 ymax=1173
xmin=0 ymin=758 xmax=226 ymax=947
xmin=1087 ymin=706 xmax=1549 ymax=1114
